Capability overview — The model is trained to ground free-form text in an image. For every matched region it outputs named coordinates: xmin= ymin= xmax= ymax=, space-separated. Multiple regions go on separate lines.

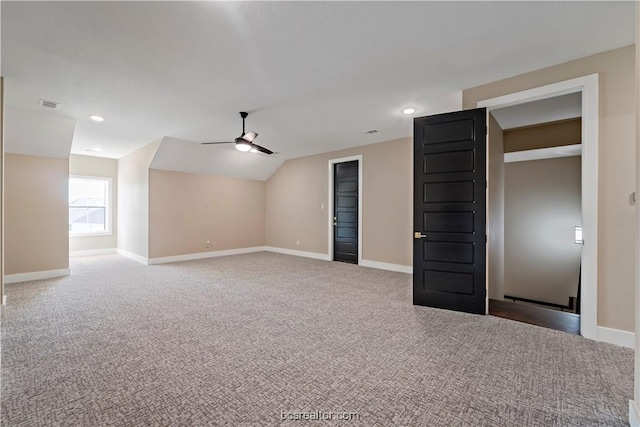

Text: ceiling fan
xmin=201 ymin=112 xmax=274 ymax=155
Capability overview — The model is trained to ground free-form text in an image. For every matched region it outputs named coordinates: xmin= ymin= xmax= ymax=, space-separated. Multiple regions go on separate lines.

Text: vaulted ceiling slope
xmin=1 ymin=1 xmax=635 ymax=179
xmin=151 ymin=137 xmax=284 ymax=182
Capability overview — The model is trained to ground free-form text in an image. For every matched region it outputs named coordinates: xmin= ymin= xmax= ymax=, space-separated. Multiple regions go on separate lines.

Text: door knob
xmin=414 ymin=232 xmax=427 ymax=239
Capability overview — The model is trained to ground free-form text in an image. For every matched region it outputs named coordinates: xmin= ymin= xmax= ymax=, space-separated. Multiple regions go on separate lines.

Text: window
xmin=69 ymin=176 xmax=111 ymax=236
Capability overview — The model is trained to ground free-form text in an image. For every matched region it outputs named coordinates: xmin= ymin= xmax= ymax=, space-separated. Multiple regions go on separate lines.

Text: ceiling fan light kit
xmin=202 ymin=112 xmax=274 ymax=155
xmin=235 ymin=141 xmax=252 ymax=152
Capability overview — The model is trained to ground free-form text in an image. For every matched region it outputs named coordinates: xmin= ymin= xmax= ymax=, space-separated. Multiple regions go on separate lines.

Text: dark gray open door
xmin=413 ymin=108 xmax=487 ymax=314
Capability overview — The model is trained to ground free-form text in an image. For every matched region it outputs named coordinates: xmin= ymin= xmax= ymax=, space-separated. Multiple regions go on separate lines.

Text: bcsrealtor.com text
xmin=280 ymin=410 xmax=360 ymax=422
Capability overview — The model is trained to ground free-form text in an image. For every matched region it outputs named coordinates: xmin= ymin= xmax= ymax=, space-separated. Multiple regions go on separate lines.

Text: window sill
xmin=69 ymin=232 xmax=113 ymax=238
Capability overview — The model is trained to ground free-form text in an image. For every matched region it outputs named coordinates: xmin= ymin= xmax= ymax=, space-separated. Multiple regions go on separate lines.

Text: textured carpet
xmin=1 ymin=252 xmax=634 ymax=426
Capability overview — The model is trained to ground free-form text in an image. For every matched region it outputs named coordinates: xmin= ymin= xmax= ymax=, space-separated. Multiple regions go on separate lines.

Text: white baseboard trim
xmin=264 ymin=246 xmax=331 ymax=261
xmin=360 ymin=259 xmax=412 ymax=274
xmin=116 ymin=249 xmax=149 ymax=265
xmin=263 ymin=247 xmax=412 ymax=272
xmin=70 ymin=248 xmax=117 ymax=257
xmin=4 ymin=268 xmax=71 ymax=284
xmin=148 ymin=246 xmax=267 ymax=265
xmin=597 ymin=326 xmax=635 ymax=349
xmin=630 ymin=400 xmax=640 ymax=427
xmin=2 ymin=295 xmax=6 ymax=305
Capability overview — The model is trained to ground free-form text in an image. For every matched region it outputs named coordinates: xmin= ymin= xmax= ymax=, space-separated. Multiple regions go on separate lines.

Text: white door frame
xmin=477 ymin=74 xmax=599 ymax=340
xmin=328 ymin=155 xmax=363 ymax=264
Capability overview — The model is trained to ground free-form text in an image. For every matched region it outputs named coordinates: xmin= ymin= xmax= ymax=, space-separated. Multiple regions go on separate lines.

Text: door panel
xmin=424 ymin=212 xmax=475 ymax=233
xmin=334 ymin=161 xmax=358 ymax=264
xmin=413 ymin=108 xmax=487 ymax=314
xmin=337 ymin=196 xmax=356 ymax=207
xmin=424 ymin=119 xmax=475 ymax=144
xmin=425 ymin=150 xmax=475 ymax=174
xmin=337 ymin=181 xmax=357 ymax=192
xmin=337 ymin=211 xmax=356 ymax=222
xmin=424 ymin=182 xmax=475 ymax=203
xmin=423 ymin=241 xmax=474 ymax=264
xmin=423 ymin=270 xmax=474 ymax=295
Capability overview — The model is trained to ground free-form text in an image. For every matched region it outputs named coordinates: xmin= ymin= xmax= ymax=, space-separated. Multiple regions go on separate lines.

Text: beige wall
xmin=148 ymin=169 xmax=265 ymax=259
xmin=504 ymin=118 xmax=581 ymax=153
xmin=505 ymin=156 xmax=582 ymax=306
xmin=463 ymin=45 xmax=636 ymax=332
xmin=117 ymin=140 xmax=160 ymax=259
xmin=69 ymin=154 xmax=118 ymax=252
xmin=5 ymin=154 xmax=69 ymax=275
xmin=266 ymin=137 xmax=412 ymax=266
xmin=633 ymin=2 xmax=639 ymax=410
xmin=488 ymin=113 xmax=505 ymax=300
xmin=1 ymin=77 xmax=4 ymax=300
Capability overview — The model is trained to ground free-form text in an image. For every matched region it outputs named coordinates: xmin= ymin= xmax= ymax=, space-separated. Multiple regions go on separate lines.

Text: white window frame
xmin=69 ymin=175 xmax=112 ymax=237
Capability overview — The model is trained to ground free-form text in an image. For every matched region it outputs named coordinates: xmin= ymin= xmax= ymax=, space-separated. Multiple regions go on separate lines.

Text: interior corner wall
xmin=148 ymin=169 xmax=265 ymax=259
xmin=5 ymin=153 xmax=69 ymax=275
xmin=69 ymin=154 xmax=118 ymax=252
xmin=505 ymin=156 xmax=582 ymax=306
xmin=463 ymin=45 xmax=636 ymax=332
xmin=117 ymin=140 xmax=161 ymax=259
xmin=266 ymin=137 xmax=412 ymax=267
xmin=488 ymin=113 xmax=505 ymax=300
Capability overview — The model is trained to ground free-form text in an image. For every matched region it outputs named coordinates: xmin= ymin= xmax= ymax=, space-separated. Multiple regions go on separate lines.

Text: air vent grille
xmin=39 ymin=99 xmax=61 ymax=110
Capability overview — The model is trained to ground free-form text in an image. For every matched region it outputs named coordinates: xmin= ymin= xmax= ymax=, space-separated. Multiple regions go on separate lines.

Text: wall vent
xmin=39 ymin=99 xmax=61 ymax=110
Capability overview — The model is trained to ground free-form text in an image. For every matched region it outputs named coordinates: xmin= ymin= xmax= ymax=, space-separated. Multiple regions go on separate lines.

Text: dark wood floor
xmin=489 ymin=299 xmax=580 ymax=335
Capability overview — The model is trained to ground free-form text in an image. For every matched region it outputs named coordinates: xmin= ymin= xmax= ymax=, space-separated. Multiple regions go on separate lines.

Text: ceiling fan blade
xmin=252 ymin=143 xmax=274 ymax=155
xmin=201 ymin=141 xmax=234 ymax=145
xmin=243 ymin=131 xmax=258 ymax=142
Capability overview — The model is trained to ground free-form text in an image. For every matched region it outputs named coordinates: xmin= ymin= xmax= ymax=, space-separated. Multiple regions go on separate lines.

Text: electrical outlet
xmin=296 ymin=240 xmax=300 ymax=246
xmin=206 ymin=240 xmax=211 ymax=248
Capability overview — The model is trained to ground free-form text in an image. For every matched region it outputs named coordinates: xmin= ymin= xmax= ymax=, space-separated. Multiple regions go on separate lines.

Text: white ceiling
xmin=1 ymin=1 xmax=635 ymax=180
xmin=491 ymin=92 xmax=582 ymax=130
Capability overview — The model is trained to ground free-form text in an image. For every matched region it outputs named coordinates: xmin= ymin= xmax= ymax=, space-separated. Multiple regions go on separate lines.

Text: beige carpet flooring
xmin=1 ymin=252 xmax=634 ymax=426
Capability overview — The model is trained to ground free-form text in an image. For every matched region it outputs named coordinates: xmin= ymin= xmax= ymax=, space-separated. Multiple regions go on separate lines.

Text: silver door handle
xmin=414 ymin=232 xmax=427 ymax=239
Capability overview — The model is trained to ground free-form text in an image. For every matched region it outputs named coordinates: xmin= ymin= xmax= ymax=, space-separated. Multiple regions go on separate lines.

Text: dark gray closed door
xmin=413 ymin=108 xmax=487 ymax=314
xmin=334 ymin=161 xmax=358 ymax=263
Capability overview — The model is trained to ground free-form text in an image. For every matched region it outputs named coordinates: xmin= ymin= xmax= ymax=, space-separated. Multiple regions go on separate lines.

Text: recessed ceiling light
xmin=86 ymin=148 xmax=102 ymax=152
xmin=403 ymin=108 xmax=416 ymax=115
xmin=90 ymin=115 xmax=105 ymax=122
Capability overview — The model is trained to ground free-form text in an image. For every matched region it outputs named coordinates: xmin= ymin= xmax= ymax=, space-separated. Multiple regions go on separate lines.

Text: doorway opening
xmin=478 ymin=75 xmax=598 ymax=339
xmin=328 ymin=155 xmax=363 ymax=265
xmin=488 ymin=103 xmax=582 ymax=334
